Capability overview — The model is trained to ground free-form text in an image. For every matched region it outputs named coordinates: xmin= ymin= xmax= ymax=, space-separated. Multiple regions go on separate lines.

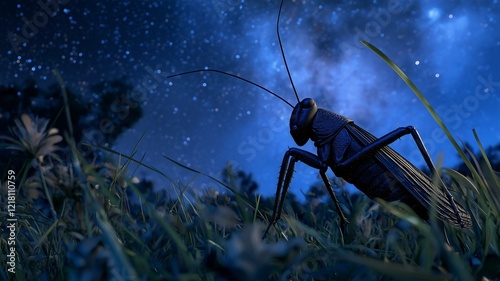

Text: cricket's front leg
xmin=263 ymin=148 xmax=348 ymax=239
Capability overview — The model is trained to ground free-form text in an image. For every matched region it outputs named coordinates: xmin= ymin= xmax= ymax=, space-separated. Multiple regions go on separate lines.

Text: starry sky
xmin=1 ymin=0 xmax=499 ymax=198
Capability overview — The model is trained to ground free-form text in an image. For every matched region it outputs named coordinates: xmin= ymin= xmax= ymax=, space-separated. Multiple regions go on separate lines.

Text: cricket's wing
xmin=346 ymin=123 xmax=472 ymax=228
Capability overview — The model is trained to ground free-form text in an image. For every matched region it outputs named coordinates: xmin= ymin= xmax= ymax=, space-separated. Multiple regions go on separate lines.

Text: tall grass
xmin=1 ymin=46 xmax=499 ymax=280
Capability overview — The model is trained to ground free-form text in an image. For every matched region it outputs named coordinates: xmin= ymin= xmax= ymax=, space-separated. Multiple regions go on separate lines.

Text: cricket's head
xmin=290 ymin=98 xmax=318 ymax=146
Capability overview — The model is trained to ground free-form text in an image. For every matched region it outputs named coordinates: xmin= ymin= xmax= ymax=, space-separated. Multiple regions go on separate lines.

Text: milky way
xmin=1 ymin=0 xmax=499 ymax=197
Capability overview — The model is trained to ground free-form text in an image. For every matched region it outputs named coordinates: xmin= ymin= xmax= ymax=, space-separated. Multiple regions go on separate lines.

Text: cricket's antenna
xmin=277 ymin=0 xmax=300 ymax=103
xmin=165 ymin=69 xmax=294 ymax=108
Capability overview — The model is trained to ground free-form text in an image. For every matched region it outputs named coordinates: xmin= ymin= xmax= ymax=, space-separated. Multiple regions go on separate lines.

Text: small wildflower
xmin=0 ymin=114 xmax=62 ymax=164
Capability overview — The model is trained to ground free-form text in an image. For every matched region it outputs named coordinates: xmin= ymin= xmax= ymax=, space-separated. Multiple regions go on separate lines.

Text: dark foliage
xmin=454 ymin=142 xmax=500 ymax=177
xmin=0 ymin=78 xmax=143 ymax=175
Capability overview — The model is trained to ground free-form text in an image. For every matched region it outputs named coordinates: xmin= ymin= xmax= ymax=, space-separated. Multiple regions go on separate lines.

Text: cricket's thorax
xmin=312 ymin=109 xmax=352 ymax=147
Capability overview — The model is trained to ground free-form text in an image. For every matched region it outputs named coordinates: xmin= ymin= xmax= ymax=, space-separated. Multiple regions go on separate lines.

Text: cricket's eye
xmin=301 ymin=98 xmax=315 ymax=108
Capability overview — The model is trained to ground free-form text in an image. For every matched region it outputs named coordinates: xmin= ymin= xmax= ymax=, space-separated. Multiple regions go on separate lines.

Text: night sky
xmin=1 ymin=0 xmax=499 ymax=198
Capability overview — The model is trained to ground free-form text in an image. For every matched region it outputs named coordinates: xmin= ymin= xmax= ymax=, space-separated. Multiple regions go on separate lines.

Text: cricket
xmin=166 ymin=0 xmax=472 ymax=237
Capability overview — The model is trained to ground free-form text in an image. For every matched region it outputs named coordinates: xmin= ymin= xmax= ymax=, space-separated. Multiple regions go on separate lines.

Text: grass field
xmin=1 ymin=113 xmax=499 ymax=281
